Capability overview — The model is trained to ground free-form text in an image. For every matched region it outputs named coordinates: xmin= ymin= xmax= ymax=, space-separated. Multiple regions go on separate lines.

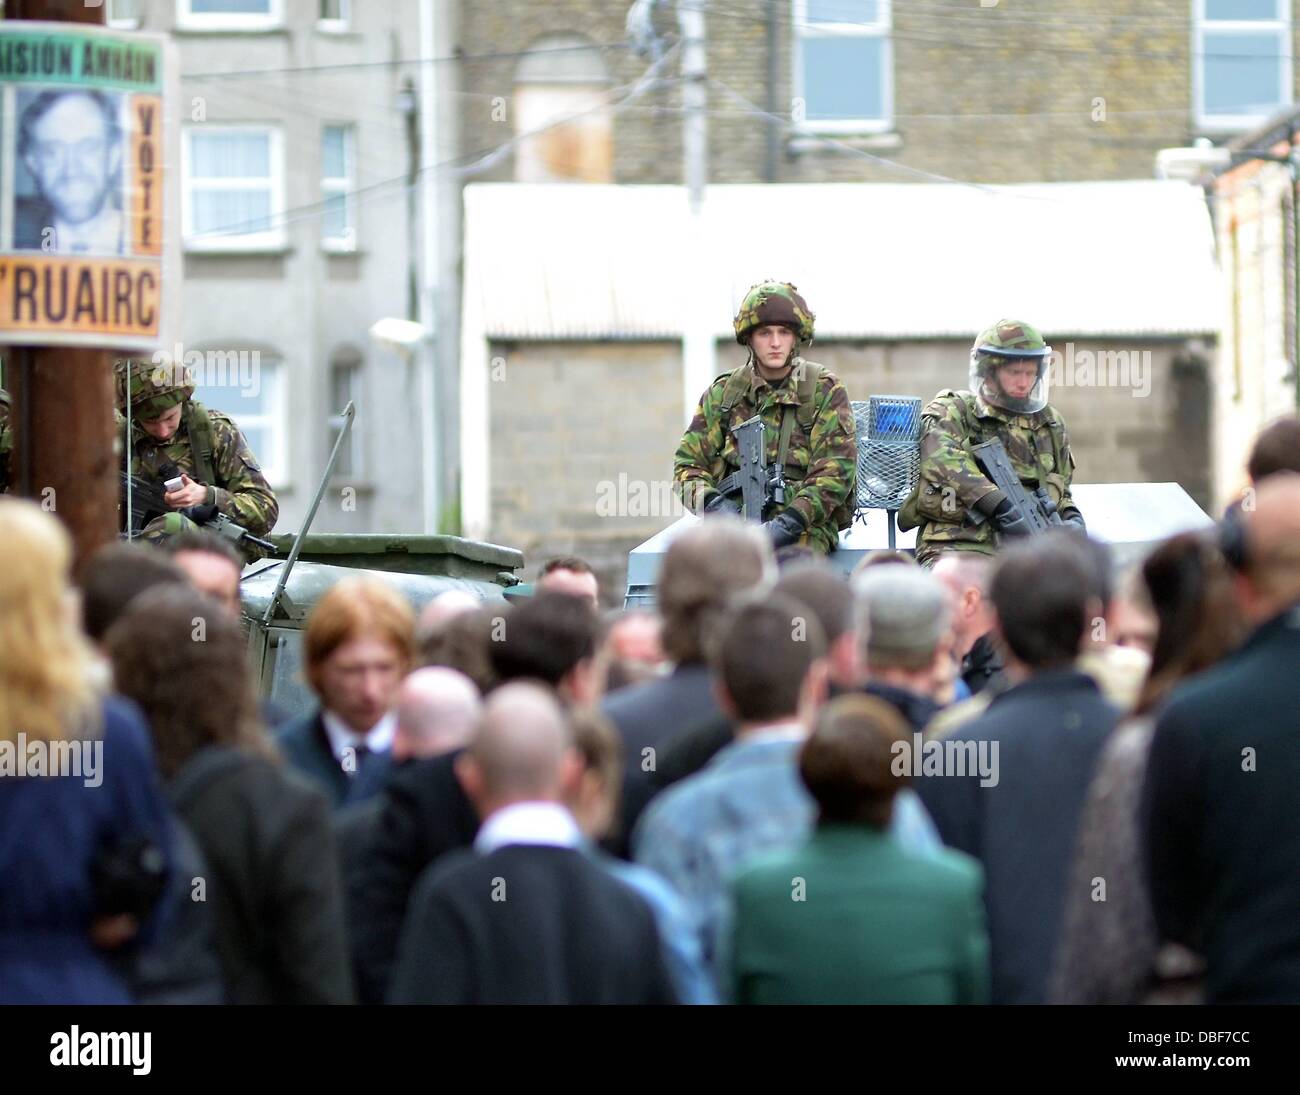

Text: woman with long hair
xmin=105 ymin=584 xmax=354 ymax=1004
xmin=0 ymin=500 xmax=174 ymax=1004
xmin=1049 ymin=532 xmax=1248 ymax=1004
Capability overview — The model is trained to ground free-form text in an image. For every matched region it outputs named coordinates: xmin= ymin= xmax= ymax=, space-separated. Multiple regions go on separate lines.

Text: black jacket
xmin=116 ymin=819 xmax=224 ymax=1005
xmin=169 ymin=746 xmax=354 ymax=1004
xmin=1142 ymin=605 xmax=1300 ymax=1003
xmin=389 ymin=844 xmax=678 ymax=1004
xmin=275 ymin=710 xmax=392 ymax=812
xmin=861 ymin=680 xmax=941 ymax=731
xmin=961 ymin=632 xmax=1007 ymax=696
xmin=347 ymin=752 xmax=480 ymax=1004
xmin=917 ymin=670 xmax=1118 ymax=1004
xmin=601 ymin=663 xmax=722 ymax=856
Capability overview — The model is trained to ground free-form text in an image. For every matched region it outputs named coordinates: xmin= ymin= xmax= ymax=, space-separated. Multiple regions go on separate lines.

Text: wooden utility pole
xmin=5 ymin=0 xmax=117 ymax=574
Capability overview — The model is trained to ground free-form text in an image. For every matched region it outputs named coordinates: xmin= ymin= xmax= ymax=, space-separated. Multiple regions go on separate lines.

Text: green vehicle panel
xmin=241 ymin=533 xmax=524 ymax=719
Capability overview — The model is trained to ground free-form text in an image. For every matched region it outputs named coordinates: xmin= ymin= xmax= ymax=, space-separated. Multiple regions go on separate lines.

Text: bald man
xmin=1144 ymin=474 xmax=1300 ymax=1003
xmin=932 ymin=552 xmax=1005 ymax=697
xmin=391 ymin=668 xmax=482 ymax=762
xmin=388 ymin=684 xmax=676 ymax=1004
xmin=416 ymin=590 xmax=480 ymax=638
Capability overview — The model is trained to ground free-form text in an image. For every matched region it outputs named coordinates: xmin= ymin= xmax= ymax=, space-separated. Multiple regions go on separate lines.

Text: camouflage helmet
xmin=971 ymin=319 xmax=1051 ymax=369
xmin=114 ymin=358 xmax=195 ymax=419
xmin=969 ymin=318 xmax=1052 ymax=414
xmin=733 ymin=281 xmax=815 ymax=345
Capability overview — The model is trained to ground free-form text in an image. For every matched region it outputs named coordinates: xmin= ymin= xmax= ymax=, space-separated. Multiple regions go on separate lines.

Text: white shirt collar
xmin=320 ymin=708 xmax=395 ymax=765
xmin=55 ymin=209 xmax=122 ymax=254
xmin=474 ymin=801 xmax=583 ymax=855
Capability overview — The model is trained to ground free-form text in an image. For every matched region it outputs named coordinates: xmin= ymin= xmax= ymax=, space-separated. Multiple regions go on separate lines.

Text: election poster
xmin=0 ymin=22 xmax=176 ymax=350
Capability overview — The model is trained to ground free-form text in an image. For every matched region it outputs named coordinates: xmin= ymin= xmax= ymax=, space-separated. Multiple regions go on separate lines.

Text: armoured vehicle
xmin=241 ymin=532 xmax=524 ymax=718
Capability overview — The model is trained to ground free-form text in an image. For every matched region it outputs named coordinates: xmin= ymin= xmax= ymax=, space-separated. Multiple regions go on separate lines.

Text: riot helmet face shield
xmin=971 ymin=349 xmax=1051 ymax=415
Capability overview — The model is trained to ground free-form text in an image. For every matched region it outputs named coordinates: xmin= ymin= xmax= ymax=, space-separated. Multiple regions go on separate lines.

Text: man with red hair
xmin=277 ymin=577 xmax=415 ymax=810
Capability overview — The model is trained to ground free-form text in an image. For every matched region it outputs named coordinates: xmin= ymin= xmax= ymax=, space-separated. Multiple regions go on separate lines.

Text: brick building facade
xmin=458 ymin=1 xmax=1300 ymax=188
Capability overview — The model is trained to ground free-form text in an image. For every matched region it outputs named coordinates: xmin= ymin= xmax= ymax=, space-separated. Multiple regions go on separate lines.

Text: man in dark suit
xmin=350 ymin=594 xmax=599 ymax=1002
xmin=602 ymin=518 xmax=774 ymax=851
xmin=276 ymin=577 xmax=414 ymax=810
xmin=932 ymin=553 xmax=1006 ymax=697
xmin=336 ymin=667 xmax=483 ymax=999
xmin=1143 ymin=474 xmax=1300 ymax=1003
xmin=388 ymin=683 xmax=676 ymax=1004
xmin=917 ymin=534 xmax=1119 ymax=1004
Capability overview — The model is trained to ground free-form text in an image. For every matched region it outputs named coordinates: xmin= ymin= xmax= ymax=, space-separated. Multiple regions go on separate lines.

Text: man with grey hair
xmin=853 ymin=565 xmax=955 ymax=731
xmin=388 ymin=683 xmax=675 ymax=1004
xmin=602 ymin=515 xmax=775 ymax=852
xmin=391 ymin=668 xmax=483 ymax=763
xmin=932 ymin=552 xmax=1006 ymax=697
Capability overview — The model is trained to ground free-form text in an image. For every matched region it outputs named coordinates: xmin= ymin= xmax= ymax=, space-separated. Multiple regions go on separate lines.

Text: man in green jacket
xmin=728 ymin=694 xmax=989 ymax=1005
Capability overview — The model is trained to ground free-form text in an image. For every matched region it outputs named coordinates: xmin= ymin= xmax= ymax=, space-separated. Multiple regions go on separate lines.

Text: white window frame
xmin=792 ymin=0 xmax=894 ymax=134
xmin=108 ymin=0 xmax=143 ymax=30
xmin=1194 ymin=0 xmax=1293 ymax=132
xmin=190 ymin=351 xmax=288 ymax=487
xmin=321 ymin=124 xmax=357 ymax=253
xmin=175 ymin=0 xmax=284 ymax=33
xmin=182 ymin=125 xmax=286 ymax=252
xmin=317 ymin=0 xmax=351 ymax=33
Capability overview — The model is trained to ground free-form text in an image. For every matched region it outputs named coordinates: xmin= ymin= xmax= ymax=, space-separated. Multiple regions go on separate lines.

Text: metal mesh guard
xmin=852 ymin=397 xmax=922 ymax=511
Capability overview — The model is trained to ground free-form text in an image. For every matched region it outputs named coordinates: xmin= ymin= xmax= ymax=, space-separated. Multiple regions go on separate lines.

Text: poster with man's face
xmin=14 ymin=87 xmax=127 ymax=256
xmin=0 ymin=22 xmax=170 ymax=349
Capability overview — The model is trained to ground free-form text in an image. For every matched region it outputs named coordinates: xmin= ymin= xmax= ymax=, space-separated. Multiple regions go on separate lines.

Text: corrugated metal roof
xmin=463 ymin=180 xmax=1222 ymax=340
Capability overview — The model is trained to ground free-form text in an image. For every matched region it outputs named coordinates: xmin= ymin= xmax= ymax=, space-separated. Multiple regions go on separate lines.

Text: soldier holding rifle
xmin=900 ymin=319 xmax=1085 ymax=567
xmin=673 ymin=281 xmax=857 ymax=554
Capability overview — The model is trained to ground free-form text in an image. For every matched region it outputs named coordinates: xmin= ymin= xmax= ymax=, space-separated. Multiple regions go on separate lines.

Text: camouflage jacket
xmin=0 ymin=389 xmax=11 ymax=494
xmin=900 ymin=388 xmax=1077 ymax=564
xmin=673 ymin=359 xmax=857 ymax=553
xmin=120 ymin=400 xmax=279 ymax=537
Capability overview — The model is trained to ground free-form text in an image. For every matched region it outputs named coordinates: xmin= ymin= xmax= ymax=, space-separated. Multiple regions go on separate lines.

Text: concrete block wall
xmin=486 ymin=335 xmax=1213 ymax=602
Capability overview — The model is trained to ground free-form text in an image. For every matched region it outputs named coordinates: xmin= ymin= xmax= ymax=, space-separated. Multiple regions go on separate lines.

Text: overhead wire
xmin=182 ymin=39 xmax=635 ymax=81
xmin=186 ymin=44 xmax=683 ymax=242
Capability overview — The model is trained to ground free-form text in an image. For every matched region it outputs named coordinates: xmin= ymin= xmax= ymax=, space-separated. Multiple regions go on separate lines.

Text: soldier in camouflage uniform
xmin=899 ymin=318 xmax=1085 ymax=567
xmin=115 ymin=359 xmax=279 ymax=556
xmin=0 ymin=389 xmax=11 ymax=495
xmin=674 ymin=281 xmax=857 ymax=553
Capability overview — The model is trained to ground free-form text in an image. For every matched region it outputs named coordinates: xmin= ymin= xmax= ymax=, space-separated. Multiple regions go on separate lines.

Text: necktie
xmin=343 ymin=741 xmax=370 ymax=776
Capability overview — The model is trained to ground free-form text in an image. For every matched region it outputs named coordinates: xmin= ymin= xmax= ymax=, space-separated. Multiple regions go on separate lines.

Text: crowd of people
xmin=2 ymin=416 xmax=1299 ymax=1005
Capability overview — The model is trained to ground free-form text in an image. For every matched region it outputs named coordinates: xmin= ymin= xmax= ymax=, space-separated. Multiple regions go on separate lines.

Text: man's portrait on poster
xmin=14 ymin=87 xmax=127 ymax=256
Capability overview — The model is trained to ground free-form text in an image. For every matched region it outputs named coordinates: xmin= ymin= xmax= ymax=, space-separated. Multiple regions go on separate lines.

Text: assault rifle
xmin=732 ymin=415 xmax=785 ymax=522
xmin=970 ymin=437 xmax=1064 ymax=535
xmin=119 ymin=470 xmax=277 ymax=554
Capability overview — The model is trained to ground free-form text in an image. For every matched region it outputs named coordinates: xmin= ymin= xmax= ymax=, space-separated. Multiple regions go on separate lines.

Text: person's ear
xmin=557 ymin=747 xmax=585 ymax=798
xmin=798 ymin=658 xmax=830 ymax=727
xmin=455 ymin=753 xmax=485 ymax=812
xmin=963 ymin=587 xmax=980 ymax=618
xmin=712 ymin=676 xmax=738 ymax=720
xmin=832 ymin=632 xmax=861 ymax=686
xmin=564 ymin=657 xmax=599 ymax=706
xmin=1232 ymin=570 xmax=1260 ymax=619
